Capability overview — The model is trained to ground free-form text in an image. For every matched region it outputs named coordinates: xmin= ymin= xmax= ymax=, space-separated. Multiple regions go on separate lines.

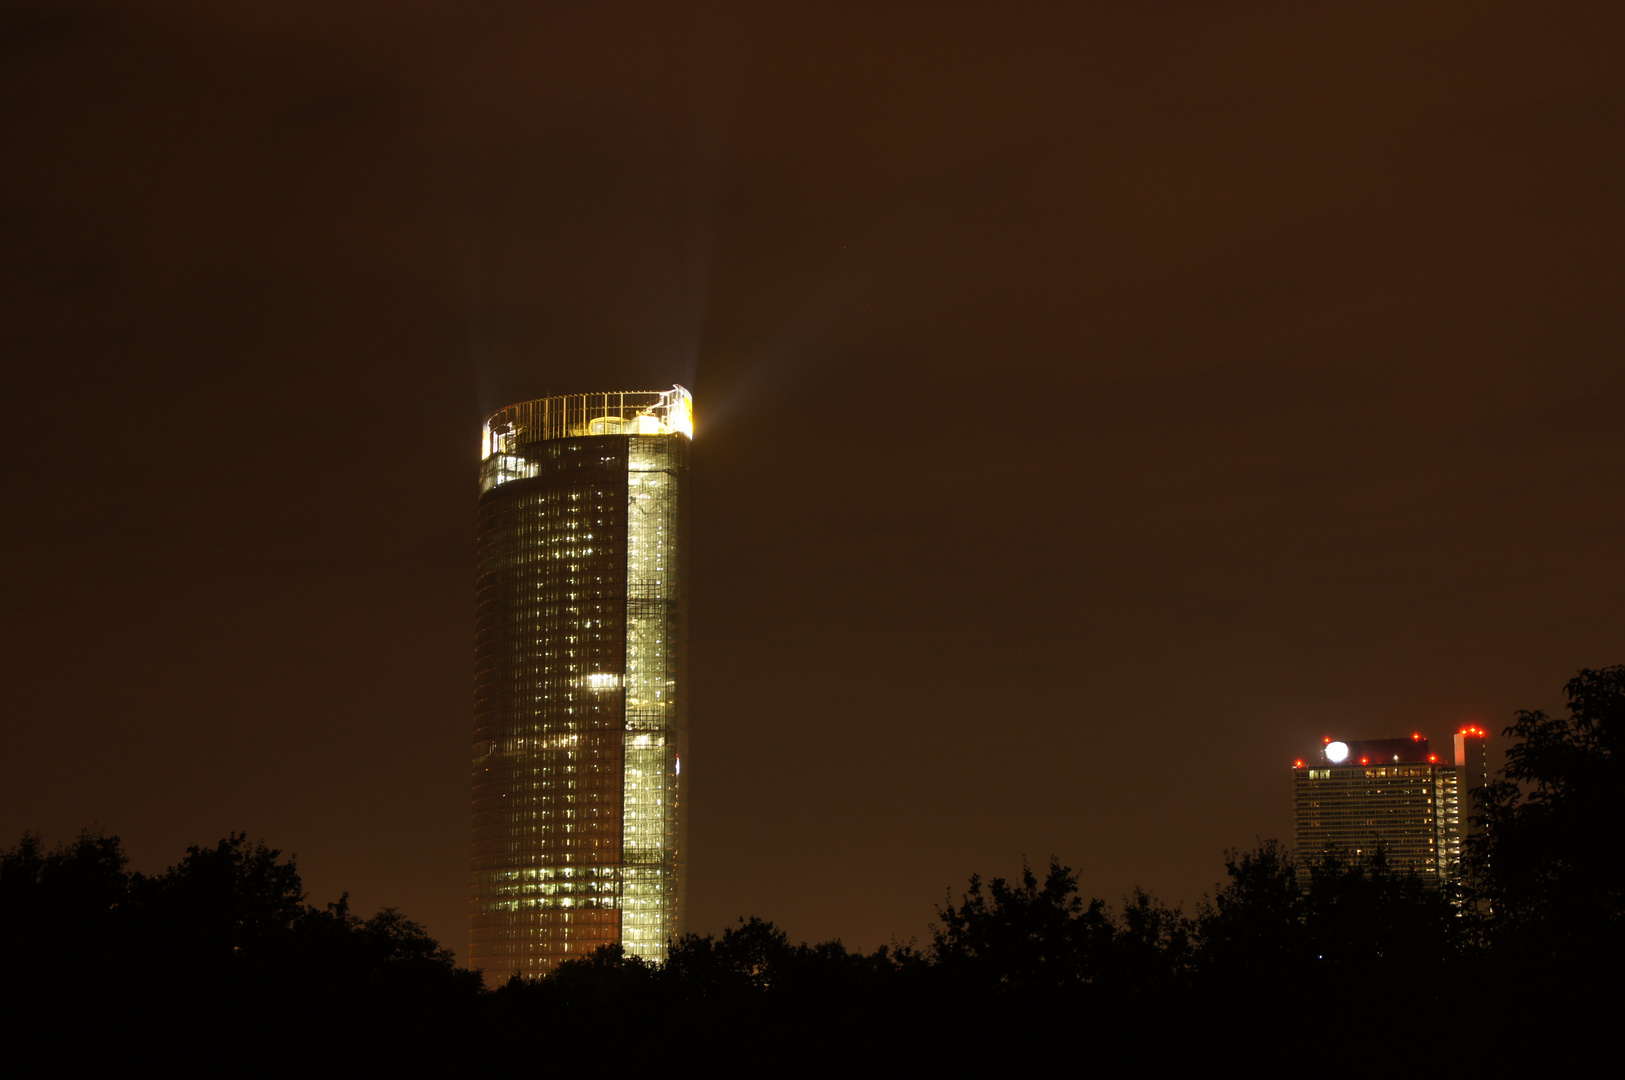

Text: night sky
xmin=4 ymin=2 xmax=1622 ymax=960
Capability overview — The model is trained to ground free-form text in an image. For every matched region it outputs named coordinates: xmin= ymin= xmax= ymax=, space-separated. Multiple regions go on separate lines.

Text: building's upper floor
xmin=480 ymin=386 xmax=692 ymax=495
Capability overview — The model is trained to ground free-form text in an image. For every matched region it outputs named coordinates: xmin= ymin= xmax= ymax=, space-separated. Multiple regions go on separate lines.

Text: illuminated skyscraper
xmin=1291 ymin=727 xmax=1489 ymax=887
xmin=471 ymin=386 xmax=691 ymax=981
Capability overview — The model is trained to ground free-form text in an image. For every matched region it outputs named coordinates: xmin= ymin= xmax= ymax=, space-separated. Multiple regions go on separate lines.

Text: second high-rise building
xmin=1291 ymin=726 xmax=1488 ymax=888
xmin=471 ymin=386 xmax=691 ymax=981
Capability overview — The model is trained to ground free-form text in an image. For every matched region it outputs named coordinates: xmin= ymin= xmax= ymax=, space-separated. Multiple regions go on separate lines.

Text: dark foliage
xmin=1470 ymin=664 xmax=1625 ymax=967
xmin=928 ymin=857 xmax=1200 ymax=1008
xmin=1195 ymin=838 xmax=1306 ymax=983
xmin=930 ymin=859 xmax=1112 ymax=997
xmin=0 ymin=830 xmax=479 ymax=1052
xmin=492 ymin=914 xmax=924 ymax=1057
xmin=5 ymin=665 xmax=1613 ymax=1057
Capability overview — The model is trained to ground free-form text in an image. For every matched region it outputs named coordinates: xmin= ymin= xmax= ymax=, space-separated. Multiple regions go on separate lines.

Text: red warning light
xmin=1293 ymin=759 xmax=1305 ymax=769
xmin=1458 ymin=724 xmax=1487 ymax=738
xmin=1359 ymin=756 xmax=1370 ymax=765
xmin=1411 ymin=732 xmax=1422 ymax=741
xmin=1428 ymin=753 xmax=1439 ymax=763
xmin=1323 ymin=736 xmax=1332 ymax=744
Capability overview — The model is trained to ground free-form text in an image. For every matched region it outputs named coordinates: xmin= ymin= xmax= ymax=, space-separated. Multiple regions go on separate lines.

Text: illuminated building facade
xmin=472 ymin=387 xmax=691 ymax=981
xmin=1291 ymin=727 xmax=1489 ymax=888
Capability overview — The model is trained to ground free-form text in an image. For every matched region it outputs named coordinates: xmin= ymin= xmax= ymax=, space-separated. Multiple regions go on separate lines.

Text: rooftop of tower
xmin=481 ymin=385 xmax=693 ymax=461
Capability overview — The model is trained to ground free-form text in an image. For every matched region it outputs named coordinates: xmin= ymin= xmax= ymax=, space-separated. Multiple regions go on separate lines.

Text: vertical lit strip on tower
xmin=472 ymin=387 xmax=690 ymax=982
xmin=620 ymin=431 xmax=682 ymax=959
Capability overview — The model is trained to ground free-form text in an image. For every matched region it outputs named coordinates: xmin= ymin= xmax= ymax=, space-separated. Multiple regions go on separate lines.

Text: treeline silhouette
xmin=0 ymin=832 xmax=482 ymax=1032
xmin=5 ymin=665 xmax=1618 ymax=1054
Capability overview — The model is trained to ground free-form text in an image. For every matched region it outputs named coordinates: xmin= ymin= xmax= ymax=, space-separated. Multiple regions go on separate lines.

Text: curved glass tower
xmin=471 ymin=386 xmax=690 ymax=981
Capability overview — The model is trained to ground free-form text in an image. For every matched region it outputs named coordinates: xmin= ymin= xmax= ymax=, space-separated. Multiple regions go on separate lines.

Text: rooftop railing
xmin=481 ymin=385 xmax=692 ymax=461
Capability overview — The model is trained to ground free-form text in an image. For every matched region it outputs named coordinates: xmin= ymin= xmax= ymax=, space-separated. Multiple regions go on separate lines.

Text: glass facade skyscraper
xmin=471 ymin=387 xmax=691 ymax=981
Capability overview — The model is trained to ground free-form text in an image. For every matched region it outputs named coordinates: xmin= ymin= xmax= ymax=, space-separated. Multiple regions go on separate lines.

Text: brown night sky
xmin=3 ymin=1 xmax=1622 ymax=961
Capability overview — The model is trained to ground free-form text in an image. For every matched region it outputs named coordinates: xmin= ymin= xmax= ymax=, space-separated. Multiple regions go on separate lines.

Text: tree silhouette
xmin=0 ymin=830 xmax=130 ymax=1000
xmin=0 ymin=828 xmax=479 ymax=1034
xmin=1194 ymin=839 xmax=1305 ymax=986
xmin=930 ymin=858 xmax=1114 ymax=998
xmin=1471 ymin=664 xmax=1625 ymax=965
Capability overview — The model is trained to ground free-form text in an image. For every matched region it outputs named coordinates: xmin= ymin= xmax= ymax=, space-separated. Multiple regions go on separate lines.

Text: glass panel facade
xmin=471 ymin=387 xmax=689 ymax=982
